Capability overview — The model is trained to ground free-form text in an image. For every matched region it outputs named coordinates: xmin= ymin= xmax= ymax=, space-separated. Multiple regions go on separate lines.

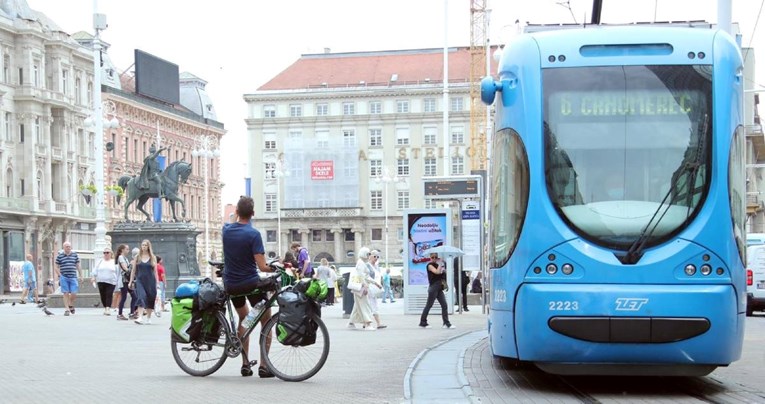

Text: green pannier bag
xmin=294 ymin=279 xmax=328 ymax=301
xmin=171 ymin=297 xmax=195 ymax=343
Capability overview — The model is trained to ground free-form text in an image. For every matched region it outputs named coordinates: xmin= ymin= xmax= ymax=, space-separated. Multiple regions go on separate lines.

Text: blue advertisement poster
xmin=407 ymin=212 xmax=447 ymax=286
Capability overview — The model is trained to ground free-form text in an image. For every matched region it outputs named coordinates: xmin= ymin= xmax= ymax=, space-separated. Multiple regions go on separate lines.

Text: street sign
xmin=423 ymin=176 xmax=481 ymax=199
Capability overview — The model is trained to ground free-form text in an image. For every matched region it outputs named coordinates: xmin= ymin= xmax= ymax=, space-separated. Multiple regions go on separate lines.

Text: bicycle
xmin=170 ymin=260 xmax=330 ymax=382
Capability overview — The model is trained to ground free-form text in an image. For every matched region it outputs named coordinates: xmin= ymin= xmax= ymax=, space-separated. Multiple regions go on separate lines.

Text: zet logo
xmin=614 ymin=298 xmax=648 ymax=311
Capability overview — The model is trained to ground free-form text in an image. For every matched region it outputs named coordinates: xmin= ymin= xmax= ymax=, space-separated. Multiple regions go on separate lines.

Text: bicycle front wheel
xmin=260 ymin=312 xmax=329 ymax=382
xmin=171 ymin=339 xmax=228 ymax=377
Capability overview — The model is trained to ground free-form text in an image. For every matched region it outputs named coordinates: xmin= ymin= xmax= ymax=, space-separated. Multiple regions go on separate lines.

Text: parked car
xmin=745 ymin=244 xmax=765 ymax=316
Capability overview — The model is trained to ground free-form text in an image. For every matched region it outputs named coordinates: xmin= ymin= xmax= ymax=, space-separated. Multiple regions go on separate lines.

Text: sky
xmin=25 ymin=0 xmax=765 ymax=209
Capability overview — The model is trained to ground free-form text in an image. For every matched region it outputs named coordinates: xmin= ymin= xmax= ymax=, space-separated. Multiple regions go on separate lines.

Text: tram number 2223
xmin=548 ymin=301 xmax=579 ymax=311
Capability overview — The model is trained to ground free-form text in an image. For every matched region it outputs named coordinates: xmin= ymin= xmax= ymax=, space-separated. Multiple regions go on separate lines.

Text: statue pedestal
xmin=109 ymin=222 xmax=201 ymax=298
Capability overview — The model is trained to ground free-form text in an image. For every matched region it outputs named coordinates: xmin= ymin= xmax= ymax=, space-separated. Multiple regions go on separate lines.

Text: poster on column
xmin=404 ymin=210 xmax=449 ymax=286
xmin=461 ymin=201 xmax=481 ymax=272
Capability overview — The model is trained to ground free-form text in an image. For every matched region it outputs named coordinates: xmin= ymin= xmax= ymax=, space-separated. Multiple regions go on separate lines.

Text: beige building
xmin=244 ymin=48 xmax=482 ymax=266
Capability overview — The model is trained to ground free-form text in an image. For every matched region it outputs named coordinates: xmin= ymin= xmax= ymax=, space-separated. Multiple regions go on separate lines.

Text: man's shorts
xmin=25 ymin=281 xmax=37 ymax=291
xmin=225 ymin=275 xmax=275 ymax=309
xmin=60 ymin=276 xmax=79 ymax=293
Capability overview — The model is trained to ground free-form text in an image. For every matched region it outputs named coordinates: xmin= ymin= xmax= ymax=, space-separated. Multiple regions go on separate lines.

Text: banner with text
xmin=310 ymin=160 xmax=334 ymax=180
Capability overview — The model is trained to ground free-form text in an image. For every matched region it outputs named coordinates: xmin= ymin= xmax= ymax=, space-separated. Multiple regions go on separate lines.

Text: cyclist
xmin=222 ymin=196 xmax=275 ymax=378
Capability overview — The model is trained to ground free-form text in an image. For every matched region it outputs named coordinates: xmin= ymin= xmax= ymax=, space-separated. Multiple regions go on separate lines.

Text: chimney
xmin=324 ymin=47 xmax=331 ymax=54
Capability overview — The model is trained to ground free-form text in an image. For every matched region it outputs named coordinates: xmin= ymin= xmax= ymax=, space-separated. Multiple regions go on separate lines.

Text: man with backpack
xmin=291 ymin=242 xmax=313 ymax=279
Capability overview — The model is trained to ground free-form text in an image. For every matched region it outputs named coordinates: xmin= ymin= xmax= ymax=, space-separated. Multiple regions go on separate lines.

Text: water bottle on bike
xmin=241 ymin=300 xmax=265 ymax=329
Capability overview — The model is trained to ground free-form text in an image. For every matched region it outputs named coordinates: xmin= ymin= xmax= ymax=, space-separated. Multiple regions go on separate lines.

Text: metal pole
xmin=203 ymin=143 xmax=210 ymax=278
xmin=277 ymin=170 xmax=281 ymax=254
xmin=92 ymin=0 xmax=107 ymax=256
xmin=443 ymin=0 xmax=450 ymax=175
xmin=384 ymin=177 xmax=389 ymax=268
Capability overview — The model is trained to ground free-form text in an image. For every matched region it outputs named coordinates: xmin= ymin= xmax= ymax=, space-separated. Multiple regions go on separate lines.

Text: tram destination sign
xmin=423 ymin=176 xmax=481 ymax=199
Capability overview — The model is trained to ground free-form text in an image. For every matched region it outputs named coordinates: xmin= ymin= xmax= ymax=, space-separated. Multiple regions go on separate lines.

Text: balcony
xmin=79 ymin=156 xmax=89 ymax=165
xmin=748 ymin=193 xmax=763 ymax=215
xmin=35 ymin=144 xmax=47 ymax=155
xmin=0 ymin=197 xmax=31 ymax=212
xmin=746 ymin=124 xmax=765 ymax=160
xmin=67 ymin=151 xmax=75 ymax=161
xmin=52 ymin=147 xmax=63 ymax=160
xmin=282 ymin=207 xmax=362 ymax=218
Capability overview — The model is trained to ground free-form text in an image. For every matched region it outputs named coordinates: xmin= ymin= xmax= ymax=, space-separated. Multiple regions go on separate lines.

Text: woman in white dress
xmin=367 ymin=250 xmax=387 ymax=329
xmin=348 ymin=247 xmax=380 ymax=330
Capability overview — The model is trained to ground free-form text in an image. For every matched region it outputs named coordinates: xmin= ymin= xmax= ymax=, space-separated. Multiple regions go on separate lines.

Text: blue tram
xmin=480 ymin=25 xmax=746 ymax=376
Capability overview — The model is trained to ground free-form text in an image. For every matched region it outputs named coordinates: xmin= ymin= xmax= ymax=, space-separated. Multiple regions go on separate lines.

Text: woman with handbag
xmin=91 ymin=247 xmax=117 ymax=315
xmin=419 ymin=252 xmax=454 ymax=329
xmin=347 ymin=247 xmax=378 ymax=330
xmin=115 ymin=244 xmax=136 ymax=321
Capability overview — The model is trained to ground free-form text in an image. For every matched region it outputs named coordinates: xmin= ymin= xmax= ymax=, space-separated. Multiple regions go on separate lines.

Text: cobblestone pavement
xmin=0 ymin=296 xmax=487 ymax=404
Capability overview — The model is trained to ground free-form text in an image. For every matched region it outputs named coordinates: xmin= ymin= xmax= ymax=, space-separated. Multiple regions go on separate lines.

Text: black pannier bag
xmin=185 ymin=279 xmax=225 ymax=343
xmin=276 ymin=290 xmax=320 ymax=346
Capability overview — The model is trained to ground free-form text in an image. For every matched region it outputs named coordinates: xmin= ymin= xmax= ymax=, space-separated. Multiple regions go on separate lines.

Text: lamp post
xmin=86 ymin=1 xmax=118 ymax=258
xmin=274 ymin=157 xmax=289 ymax=254
xmin=375 ymin=166 xmax=403 ymax=269
xmin=192 ymin=136 xmax=220 ymax=278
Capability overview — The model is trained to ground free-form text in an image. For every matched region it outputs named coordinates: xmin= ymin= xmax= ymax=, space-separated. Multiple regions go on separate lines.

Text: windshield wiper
xmin=619 ymin=114 xmax=708 ymax=265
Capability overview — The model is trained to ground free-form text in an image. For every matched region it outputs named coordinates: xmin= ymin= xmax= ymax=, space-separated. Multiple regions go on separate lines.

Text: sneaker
xmin=69 ymin=306 xmax=75 ymax=315
xmin=156 ymin=311 xmax=161 ymax=318
xmin=64 ymin=310 xmax=70 ymax=316
xmin=129 ymin=313 xmax=138 ymax=320
xmin=419 ymin=323 xmax=430 ymax=328
xmin=103 ymin=308 xmax=110 ymax=316
xmin=135 ymin=317 xmax=144 ymax=325
xmin=443 ymin=324 xmax=456 ymax=329
xmin=117 ymin=314 xmax=128 ymax=321
xmin=20 ymin=300 xmax=26 ymax=304
xmin=145 ymin=317 xmax=152 ymax=325
xmin=391 ymin=300 xmax=396 ymax=303
xmin=347 ymin=323 xmax=356 ymax=329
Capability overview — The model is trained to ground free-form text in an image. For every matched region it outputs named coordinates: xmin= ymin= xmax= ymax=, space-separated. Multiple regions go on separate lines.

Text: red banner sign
xmin=311 ymin=160 xmax=334 ymax=180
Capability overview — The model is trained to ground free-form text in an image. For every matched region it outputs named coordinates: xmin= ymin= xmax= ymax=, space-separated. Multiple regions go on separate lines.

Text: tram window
xmin=729 ymin=126 xmax=746 ymax=263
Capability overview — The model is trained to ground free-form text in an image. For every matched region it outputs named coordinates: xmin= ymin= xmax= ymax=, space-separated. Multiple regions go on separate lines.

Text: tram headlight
xmin=561 ymin=263 xmax=574 ymax=275
xmin=684 ymin=264 xmax=696 ymax=276
xmin=546 ymin=263 xmax=557 ymax=274
xmin=700 ymin=264 xmax=712 ymax=276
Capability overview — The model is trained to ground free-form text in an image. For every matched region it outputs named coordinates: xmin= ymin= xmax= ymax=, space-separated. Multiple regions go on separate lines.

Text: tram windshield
xmin=543 ymin=65 xmax=712 ymax=250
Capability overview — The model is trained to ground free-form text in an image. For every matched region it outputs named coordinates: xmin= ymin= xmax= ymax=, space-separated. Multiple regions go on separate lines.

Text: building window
xmin=344 ymin=229 xmax=355 ymax=241
xmin=291 ymin=229 xmax=301 ymax=242
xmin=325 ymin=230 xmax=334 ymax=241
xmin=266 ymin=230 xmax=277 ymax=243
xmin=312 ymin=230 xmax=323 ymax=242
xmin=2 ymin=54 xmax=8 ymax=83
xmin=4 ymin=113 xmax=9 ymax=141
xmin=343 ymin=102 xmax=355 ymax=115
xmin=370 ymin=159 xmax=382 ymax=177
xmin=343 ymin=129 xmax=356 ymax=146
xmin=424 ymin=158 xmax=437 ymax=177
xmin=18 ymin=67 xmax=23 ymax=85
xmin=369 ymin=101 xmax=382 ymax=114
xmin=289 ymin=130 xmax=302 ymax=140
xmin=87 ymin=81 xmax=93 ymax=105
xmin=423 ymin=98 xmax=436 ymax=112
xmin=18 ymin=123 xmax=24 ymax=143
xmin=371 ymin=228 xmax=383 ymax=241
xmin=425 ymin=199 xmax=438 ymax=209
xmin=370 ymin=190 xmax=382 ymax=210
xmin=397 ymin=158 xmax=409 ymax=176
xmin=290 ymin=104 xmax=302 ymax=117
xmin=263 ymin=194 xmax=276 ymax=213
xmin=62 ymin=70 xmax=68 ymax=94
xmin=33 ymin=64 xmax=39 ymax=87
xmin=34 ymin=117 xmax=40 ymax=143
xmin=75 ymin=78 xmax=81 ymax=104
xmin=316 ymin=103 xmax=328 ymax=116
xmin=451 ymin=126 xmax=464 ymax=144
xmin=450 ymin=97 xmax=463 ymax=111
xmin=264 ymin=140 xmax=276 ymax=149
xmin=343 ymin=159 xmax=355 ymax=177
xmin=423 ymin=127 xmax=437 ymax=145
xmin=451 ymin=156 xmax=465 ymax=175
xmin=396 ymin=128 xmax=409 ymax=145
xmin=264 ymin=105 xmax=276 ymax=118
xmin=369 ymin=128 xmax=382 ymax=147
xmin=396 ymin=100 xmax=410 ymax=113
xmin=397 ymin=191 xmax=410 ymax=209
xmin=264 ymin=162 xmax=275 ymax=179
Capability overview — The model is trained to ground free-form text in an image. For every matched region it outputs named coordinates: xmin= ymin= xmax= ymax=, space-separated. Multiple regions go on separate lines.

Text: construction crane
xmin=469 ymin=0 xmax=488 ymax=171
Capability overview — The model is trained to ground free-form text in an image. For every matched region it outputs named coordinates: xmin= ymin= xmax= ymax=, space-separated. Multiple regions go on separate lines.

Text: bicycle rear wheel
xmin=260 ymin=312 xmax=329 ymax=382
xmin=171 ymin=339 xmax=228 ymax=376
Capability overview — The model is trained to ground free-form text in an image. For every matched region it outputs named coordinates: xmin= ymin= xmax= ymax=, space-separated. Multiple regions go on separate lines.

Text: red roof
xmin=258 ymin=47 xmax=477 ymax=91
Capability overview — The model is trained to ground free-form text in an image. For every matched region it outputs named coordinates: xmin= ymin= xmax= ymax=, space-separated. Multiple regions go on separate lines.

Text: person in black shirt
xmin=419 ymin=253 xmax=454 ymax=329
xmin=452 ymin=258 xmax=470 ymax=311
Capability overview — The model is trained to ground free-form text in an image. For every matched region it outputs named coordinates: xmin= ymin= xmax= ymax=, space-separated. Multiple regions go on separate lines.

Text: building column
xmin=299 ymin=229 xmax=310 ymax=250
xmin=279 ymin=229 xmax=291 ymax=257
xmin=331 ymin=227 xmax=343 ymax=265
xmin=352 ymin=227 xmax=365 ymax=259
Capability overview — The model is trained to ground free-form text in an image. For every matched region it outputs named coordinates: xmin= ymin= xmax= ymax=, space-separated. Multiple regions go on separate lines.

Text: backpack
xmin=197 ymin=278 xmax=225 ymax=311
xmin=276 ymin=290 xmax=320 ymax=346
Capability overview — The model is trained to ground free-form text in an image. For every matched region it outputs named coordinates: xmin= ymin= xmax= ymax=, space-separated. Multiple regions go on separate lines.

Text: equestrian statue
xmin=118 ymin=145 xmax=193 ymax=222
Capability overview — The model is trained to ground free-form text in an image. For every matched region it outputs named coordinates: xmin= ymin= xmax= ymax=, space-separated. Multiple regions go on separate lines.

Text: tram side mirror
xmin=480 ymin=75 xmax=518 ymax=107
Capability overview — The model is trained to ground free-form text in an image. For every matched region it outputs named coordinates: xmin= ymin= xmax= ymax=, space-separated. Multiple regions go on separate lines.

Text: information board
xmin=423 ymin=176 xmax=481 ymax=199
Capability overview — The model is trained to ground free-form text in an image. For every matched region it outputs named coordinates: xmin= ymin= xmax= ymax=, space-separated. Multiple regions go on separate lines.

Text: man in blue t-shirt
xmin=21 ymin=254 xmax=39 ymax=304
xmin=222 ymin=196 xmax=274 ymax=378
xmin=55 ymin=241 xmax=80 ymax=316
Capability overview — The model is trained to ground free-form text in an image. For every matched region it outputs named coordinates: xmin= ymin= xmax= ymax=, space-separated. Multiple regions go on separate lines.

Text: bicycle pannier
xmin=197 ymin=278 xmax=225 ymax=311
xmin=170 ymin=297 xmax=196 ymax=343
xmin=276 ymin=290 xmax=319 ymax=346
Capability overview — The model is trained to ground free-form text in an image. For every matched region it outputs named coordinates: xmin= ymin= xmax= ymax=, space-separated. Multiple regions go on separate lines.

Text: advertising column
xmin=403 ymin=209 xmax=452 ymax=314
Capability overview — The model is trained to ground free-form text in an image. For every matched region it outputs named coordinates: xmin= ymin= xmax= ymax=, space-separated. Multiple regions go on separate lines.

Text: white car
xmin=746 ymin=245 xmax=765 ymax=316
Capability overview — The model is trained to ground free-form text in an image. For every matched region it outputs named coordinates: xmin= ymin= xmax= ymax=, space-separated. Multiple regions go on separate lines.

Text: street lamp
xmin=375 ymin=166 xmax=404 ymax=269
xmin=273 ymin=158 xmax=289 ymax=254
xmin=87 ymin=2 xmax=118 ymax=258
xmin=192 ymin=136 xmax=220 ymax=278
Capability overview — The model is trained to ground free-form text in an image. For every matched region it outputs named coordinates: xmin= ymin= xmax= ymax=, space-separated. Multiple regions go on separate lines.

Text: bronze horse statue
xmin=118 ymin=160 xmax=192 ymax=222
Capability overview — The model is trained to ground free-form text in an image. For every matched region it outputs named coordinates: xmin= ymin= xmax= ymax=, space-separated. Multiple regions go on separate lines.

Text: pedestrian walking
xmin=347 ymin=247 xmax=379 ymax=330
xmin=327 ymin=264 xmax=338 ymax=305
xmin=91 ymin=247 xmax=117 ymax=315
xmin=419 ymin=252 xmax=454 ymax=329
xmin=55 ymin=241 xmax=80 ymax=316
xmin=115 ymin=244 xmax=136 ymax=320
xmin=20 ymin=254 xmax=39 ymax=304
xmin=155 ymin=255 xmax=167 ymax=315
xmin=381 ymin=267 xmax=395 ymax=303
xmin=453 ymin=258 xmax=470 ymax=311
xmin=130 ymin=239 xmax=159 ymax=325
xmin=315 ymin=258 xmax=333 ymax=305
xmin=367 ymin=250 xmax=387 ymax=329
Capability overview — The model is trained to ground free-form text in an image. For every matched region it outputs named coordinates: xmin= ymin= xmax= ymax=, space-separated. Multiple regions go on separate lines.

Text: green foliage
xmin=106 ymin=185 xmax=124 ymax=196
xmin=79 ymin=183 xmax=97 ymax=195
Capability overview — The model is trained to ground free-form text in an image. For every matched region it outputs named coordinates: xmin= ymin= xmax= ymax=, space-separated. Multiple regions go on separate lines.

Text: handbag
xmin=441 ymin=279 xmax=449 ymax=292
xmin=368 ymin=283 xmax=382 ymax=299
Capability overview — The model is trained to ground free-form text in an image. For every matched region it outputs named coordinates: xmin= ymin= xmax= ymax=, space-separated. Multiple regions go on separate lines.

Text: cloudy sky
xmin=25 ymin=0 xmax=765 ymax=207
